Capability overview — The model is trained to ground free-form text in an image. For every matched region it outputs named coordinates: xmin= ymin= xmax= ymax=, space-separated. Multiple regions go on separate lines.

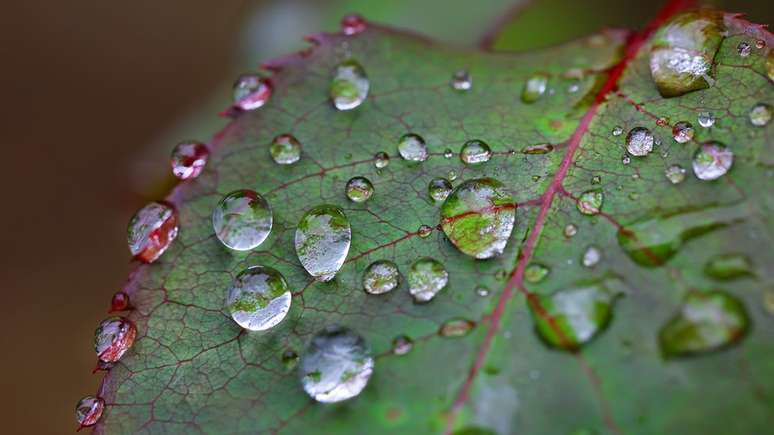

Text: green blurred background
xmin=0 ymin=0 xmax=769 ymax=433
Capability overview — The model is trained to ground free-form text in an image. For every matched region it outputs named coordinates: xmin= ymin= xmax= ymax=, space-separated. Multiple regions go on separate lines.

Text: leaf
xmin=93 ymin=5 xmax=774 ymax=435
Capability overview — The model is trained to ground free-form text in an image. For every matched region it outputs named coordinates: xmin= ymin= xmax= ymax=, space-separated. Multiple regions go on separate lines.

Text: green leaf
xmin=94 ymin=7 xmax=774 ymax=435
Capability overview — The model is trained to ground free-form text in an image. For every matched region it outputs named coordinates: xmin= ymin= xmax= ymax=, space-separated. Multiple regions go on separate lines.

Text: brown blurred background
xmin=0 ymin=0 xmax=769 ymax=433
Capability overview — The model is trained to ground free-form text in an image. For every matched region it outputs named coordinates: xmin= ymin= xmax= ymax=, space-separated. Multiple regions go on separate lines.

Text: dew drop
xmin=577 ymin=189 xmax=603 ymax=215
xmin=233 ymin=73 xmax=272 ymax=110
xmin=330 ymin=59 xmax=369 ymax=111
xmin=447 ymin=170 xmax=458 ymax=181
xmin=374 ymin=151 xmax=390 ymax=169
xmin=444 ymin=148 xmax=454 ymax=159
xmin=591 ymin=175 xmax=601 ymax=185
xmin=451 ymin=70 xmax=472 ymax=91
xmin=127 ymin=202 xmax=178 ymax=263
xmin=525 ymin=263 xmax=549 ymax=283
xmin=737 ymin=41 xmax=751 ymax=57
xmin=408 ymin=258 xmax=449 ymax=302
xmin=749 ymin=103 xmax=772 ymax=127
xmin=363 ymin=260 xmax=400 ymax=295
xmin=522 ymin=72 xmax=549 ymax=103
xmin=664 ymin=164 xmax=687 ymax=184
xmin=439 ymin=318 xmax=475 ymax=337
xmin=226 ymin=266 xmax=291 ymax=331
xmin=397 ymin=133 xmax=428 ymax=162
xmin=417 ymin=225 xmax=433 ymax=238
xmin=582 ymin=245 xmax=602 ymax=268
xmin=282 ymin=350 xmax=299 ymax=370
xmin=212 ymin=190 xmax=273 ymax=251
xmin=392 ymin=335 xmax=413 ymax=355
xmin=428 ymin=177 xmax=453 ymax=202
xmin=270 ymin=134 xmax=302 ymax=165
xmin=611 ymin=126 xmax=623 ymax=136
xmin=564 ymin=224 xmax=578 ymax=238
xmin=340 ymin=14 xmax=366 ymax=35
xmin=622 ymin=155 xmax=631 ymax=165
xmin=299 ymin=326 xmax=373 ymax=403
xmin=110 ymin=292 xmax=130 ymax=313
xmin=692 ymin=141 xmax=733 ymax=180
xmin=345 ymin=176 xmax=374 ymax=203
xmin=295 ymin=205 xmax=351 ymax=281
xmin=521 ymin=143 xmax=554 ymax=154
xmin=625 ymin=127 xmax=654 ymax=156
xmin=697 ymin=111 xmax=715 ymax=128
xmin=755 ymin=39 xmax=766 ymax=49
xmin=704 ymin=254 xmax=753 ymax=280
xmin=76 ymin=396 xmax=105 ymax=428
xmin=459 ymin=140 xmax=492 ymax=164
xmin=170 ymin=141 xmax=209 ymax=180
xmin=440 ymin=178 xmax=515 ymax=259
xmin=671 ymin=121 xmax=694 ymax=143
xmin=476 ymin=286 xmax=490 ymax=297
xmin=95 ymin=316 xmax=137 ymax=363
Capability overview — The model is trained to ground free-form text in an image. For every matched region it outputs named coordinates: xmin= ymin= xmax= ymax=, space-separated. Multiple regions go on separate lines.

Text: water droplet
xmin=749 ymin=103 xmax=772 ymax=126
xmin=363 ymin=260 xmax=400 ymax=295
xmin=475 ymin=286 xmax=490 ymax=297
xmin=591 ymin=175 xmax=601 ymax=185
xmin=345 ymin=176 xmax=374 ymax=203
xmin=233 ymin=73 xmax=272 ymax=110
xmin=577 ymin=189 xmax=603 ymax=215
xmin=737 ymin=41 xmax=751 ymax=57
xmin=522 ymin=72 xmax=549 ymax=103
xmin=444 ymin=148 xmax=454 ymax=159
xmin=564 ymin=224 xmax=578 ymax=238
xmin=692 ymin=141 xmax=733 ymax=180
xmin=374 ymin=151 xmax=390 ymax=168
xmin=440 ymin=178 xmax=515 ymax=259
xmin=459 ymin=140 xmax=492 ymax=164
xmin=397 ymin=133 xmax=428 ymax=162
xmin=95 ymin=316 xmax=137 ymax=363
xmin=76 ymin=396 xmax=105 ymax=427
xmin=611 ymin=126 xmax=623 ymax=136
xmin=340 ymin=14 xmax=366 ymax=35
xmin=525 ymin=263 xmax=549 ymax=283
xmin=671 ymin=121 xmax=694 ymax=143
xmin=622 ymin=155 xmax=631 ymax=165
xmin=295 ymin=205 xmax=351 ymax=281
xmin=226 ymin=266 xmax=291 ymax=331
xmin=451 ymin=70 xmax=472 ymax=91
xmin=127 ymin=202 xmax=178 ymax=263
xmin=447 ymin=170 xmax=458 ymax=181
xmin=704 ymin=254 xmax=753 ymax=280
xmin=428 ymin=178 xmax=453 ymax=202
xmin=270 ymin=134 xmax=302 ymax=165
xmin=439 ymin=318 xmax=475 ymax=337
xmin=299 ymin=325 xmax=373 ymax=403
xmin=417 ymin=225 xmax=433 ymax=238
xmin=568 ymin=83 xmax=580 ymax=93
xmin=170 ymin=141 xmax=209 ymax=180
xmin=531 ymin=175 xmax=541 ymax=182
xmin=110 ymin=292 xmax=130 ymax=312
xmin=521 ymin=143 xmax=554 ymax=154
xmin=330 ymin=60 xmax=369 ymax=111
xmin=392 ymin=335 xmax=413 ymax=355
xmin=664 ymin=164 xmax=687 ymax=184
xmin=649 ymin=11 xmax=723 ymax=97
xmin=625 ymin=127 xmax=654 ymax=156
xmin=697 ymin=111 xmax=715 ymax=128
xmin=755 ymin=39 xmax=766 ymax=49
xmin=408 ymin=258 xmax=448 ymax=302
xmin=659 ymin=290 xmax=749 ymax=357
xmin=282 ymin=349 xmax=299 ymax=370
xmin=213 ymin=190 xmax=273 ymax=251
xmin=582 ymin=246 xmax=602 ymax=267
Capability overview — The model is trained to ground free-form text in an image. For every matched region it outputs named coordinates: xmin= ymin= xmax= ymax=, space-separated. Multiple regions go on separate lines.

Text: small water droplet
xmin=692 ymin=141 xmax=733 ymax=180
xmin=447 ymin=170 xmax=458 ymax=181
xmin=525 ymin=263 xmax=549 ymax=283
xmin=697 ymin=111 xmax=715 ymax=128
xmin=363 ymin=260 xmax=400 ymax=295
xmin=737 ymin=41 xmax=751 ymax=57
xmin=582 ymin=245 xmax=601 ymax=267
xmin=340 ymin=14 xmax=366 ymax=35
xmin=671 ymin=121 xmax=695 ymax=143
xmin=704 ymin=254 xmax=753 ymax=280
xmin=374 ymin=151 xmax=390 ymax=168
xmin=428 ymin=177 xmax=453 ymax=202
xmin=531 ymin=175 xmax=541 ymax=182
xmin=451 ymin=70 xmax=472 ymax=91
xmin=299 ymin=326 xmax=373 ymax=403
xmin=656 ymin=117 xmax=669 ymax=127
xmin=591 ymin=175 xmax=601 ymax=185
xmin=270 ymin=134 xmax=302 ymax=165
xmin=127 ymin=202 xmax=178 ymax=263
xmin=439 ymin=318 xmax=475 ymax=337
xmin=397 ymin=133 xmax=428 ymax=162
xmin=408 ymin=258 xmax=449 ymax=302
xmin=76 ymin=396 xmax=105 ymax=427
xmin=226 ymin=266 xmax=291 ymax=331
xmin=564 ymin=224 xmax=578 ymax=238
xmin=622 ymin=155 xmax=631 ymax=165
xmin=628 ymin=192 xmax=640 ymax=200
xmin=213 ymin=190 xmax=273 ymax=251
xmin=664 ymin=164 xmax=687 ymax=184
xmin=392 ymin=335 xmax=413 ymax=355
xmin=459 ymin=140 xmax=492 ymax=164
xmin=295 ymin=205 xmax=351 ymax=281
xmin=345 ymin=176 xmax=374 ymax=203
xmin=568 ymin=83 xmax=580 ymax=93
xmin=95 ymin=316 xmax=137 ymax=363
xmin=522 ymin=72 xmax=549 ymax=103
xmin=749 ymin=103 xmax=772 ymax=126
xmin=330 ymin=60 xmax=369 ymax=111
xmin=577 ymin=189 xmax=603 ymax=215
xmin=626 ymin=127 xmax=654 ymax=156
xmin=755 ymin=39 xmax=766 ymax=49
xmin=611 ymin=126 xmax=623 ymax=136
xmin=110 ymin=292 xmax=130 ymax=312
xmin=170 ymin=141 xmax=209 ymax=180
xmin=444 ymin=148 xmax=454 ymax=159
xmin=417 ymin=225 xmax=433 ymax=238
xmin=233 ymin=73 xmax=272 ymax=110
xmin=521 ymin=143 xmax=554 ymax=154
xmin=282 ymin=349 xmax=299 ymax=370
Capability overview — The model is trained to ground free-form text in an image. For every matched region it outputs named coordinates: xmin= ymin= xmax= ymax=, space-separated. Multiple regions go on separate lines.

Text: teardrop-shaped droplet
xmin=625 ymin=127 xmax=654 ymax=156
xmin=340 ymin=14 xmax=366 ymax=35
xmin=170 ymin=141 xmax=209 ymax=180
xmin=392 ymin=335 xmax=413 ymax=355
xmin=408 ymin=257 xmax=449 ymax=302
xmin=692 ymin=141 xmax=733 ymax=180
xmin=521 ymin=143 xmax=554 ymax=154
xmin=299 ymin=325 xmax=373 ymax=403
xmin=704 ymin=254 xmax=753 ymax=280
xmin=451 ymin=70 xmax=472 ymax=91
xmin=76 ymin=396 xmax=105 ymax=428
xmin=749 ymin=103 xmax=772 ymax=127
xmin=345 ymin=176 xmax=374 ymax=203
xmin=397 ymin=133 xmax=428 ymax=162
xmin=330 ymin=60 xmax=369 ymax=111
xmin=439 ymin=318 xmax=475 ymax=337
xmin=649 ymin=11 xmax=723 ymax=97
xmin=459 ymin=140 xmax=492 ymax=164
xmin=127 ymin=202 xmax=178 ymax=263
xmin=664 ymin=164 xmax=687 ymax=184
xmin=226 ymin=266 xmax=291 ymax=331
xmin=110 ymin=292 xmax=130 ymax=313
xmin=270 ymin=134 xmax=302 ymax=165
xmin=95 ymin=316 xmax=137 ymax=363
xmin=233 ymin=73 xmax=272 ymax=110
xmin=428 ymin=177 xmax=453 ymax=202
xmin=440 ymin=178 xmax=515 ymax=259
xmin=671 ymin=121 xmax=694 ymax=143
xmin=363 ymin=260 xmax=400 ymax=295
xmin=697 ymin=111 xmax=715 ymax=128
xmin=374 ymin=151 xmax=390 ymax=168
xmin=522 ymin=72 xmax=549 ymax=103
xmin=525 ymin=263 xmax=549 ymax=283
xmin=295 ymin=205 xmax=351 ymax=281
xmin=659 ymin=290 xmax=749 ymax=357
xmin=577 ymin=189 xmax=603 ymax=215
xmin=582 ymin=245 xmax=601 ymax=267
xmin=212 ymin=190 xmax=273 ymax=251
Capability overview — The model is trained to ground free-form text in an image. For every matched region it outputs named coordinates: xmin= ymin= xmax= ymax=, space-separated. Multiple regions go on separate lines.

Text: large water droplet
xmin=439 ymin=318 xmax=475 ymax=337
xmin=440 ymin=178 xmax=515 ymax=259
xmin=330 ymin=60 xmax=369 ymax=111
xmin=525 ymin=263 xmax=549 ymax=283
xmin=459 ymin=140 xmax=492 ymax=164
xmin=697 ymin=111 xmax=715 ymax=128
xmin=428 ymin=177 xmax=453 ymax=202
xmin=704 ymin=254 xmax=753 ymax=280
xmin=233 ymin=73 xmax=272 ymax=110
xmin=374 ymin=151 xmax=390 ymax=169
xmin=577 ymin=189 xmax=603 ymax=215
xmin=340 ymin=14 xmax=366 ymax=35
xmin=408 ymin=258 xmax=448 ymax=302
xmin=749 ymin=103 xmax=772 ymax=126
xmin=212 ymin=190 xmax=273 ymax=251
xmin=664 ymin=164 xmax=687 ymax=184
xmin=392 ymin=335 xmax=413 ymax=355
xmin=582 ymin=245 xmax=601 ymax=267
xmin=127 ymin=202 xmax=178 ymax=263
xmin=76 ymin=396 xmax=105 ymax=428
xmin=692 ymin=141 xmax=733 ymax=180
xmin=363 ymin=260 xmax=400 ymax=295
xmin=226 ymin=266 xmax=291 ymax=331
xmin=397 ymin=133 xmax=428 ymax=162
xmin=659 ymin=290 xmax=749 ymax=357
xmin=625 ymin=127 xmax=654 ymax=156
xmin=522 ymin=73 xmax=549 ymax=103
xmin=295 ymin=205 xmax=351 ymax=281
xmin=451 ymin=70 xmax=472 ymax=91
xmin=170 ymin=141 xmax=209 ymax=180
xmin=299 ymin=325 xmax=373 ymax=403
xmin=345 ymin=176 xmax=374 ymax=203
xmin=270 ymin=134 xmax=302 ymax=165
xmin=95 ymin=316 xmax=137 ymax=363
xmin=671 ymin=121 xmax=694 ymax=143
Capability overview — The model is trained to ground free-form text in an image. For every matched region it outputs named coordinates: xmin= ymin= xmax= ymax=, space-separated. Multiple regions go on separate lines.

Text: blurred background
xmin=0 ymin=0 xmax=769 ymax=433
